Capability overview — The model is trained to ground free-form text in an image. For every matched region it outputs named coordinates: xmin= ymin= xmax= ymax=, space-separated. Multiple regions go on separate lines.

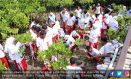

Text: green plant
xmin=0 ymin=61 xmax=6 ymax=73
xmin=51 ymin=59 xmax=68 ymax=70
xmin=75 ymin=39 xmax=83 ymax=46
xmin=108 ymin=16 xmax=131 ymax=43
xmin=37 ymin=40 xmax=72 ymax=70
xmin=15 ymin=32 xmax=32 ymax=43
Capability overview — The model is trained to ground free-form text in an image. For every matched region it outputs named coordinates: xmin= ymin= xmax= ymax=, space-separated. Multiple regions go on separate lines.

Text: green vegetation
xmin=37 ymin=40 xmax=72 ymax=70
xmin=0 ymin=61 xmax=6 ymax=73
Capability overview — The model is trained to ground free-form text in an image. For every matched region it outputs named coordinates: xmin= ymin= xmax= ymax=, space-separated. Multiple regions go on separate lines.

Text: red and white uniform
xmin=70 ymin=30 xmax=80 ymax=40
xmin=89 ymin=22 xmax=101 ymax=49
xmin=101 ymin=14 xmax=110 ymax=36
xmin=45 ymin=27 xmax=53 ymax=46
xmin=66 ymin=16 xmax=76 ymax=34
xmin=52 ymin=21 xmax=60 ymax=42
xmin=0 ymin=44 xmax=9 ymax=69
xmin=5 ymin=37 xmax=27 ymax=71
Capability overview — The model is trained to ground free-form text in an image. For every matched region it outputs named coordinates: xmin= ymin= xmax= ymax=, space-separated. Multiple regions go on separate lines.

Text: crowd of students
xmin=0 ymin=3 xmax=128 ymax=78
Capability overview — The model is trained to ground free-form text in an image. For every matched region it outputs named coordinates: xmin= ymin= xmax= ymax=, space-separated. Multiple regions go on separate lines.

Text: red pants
xmin=89 ymin=42 xmax=98 ymax=49
xmin=53 ymin=35 xmax=59 ymax=43
xmin=101 ymin=29 xmax=107 ymax=37
xmin=0 ymin=57 xmax=10 ymax=69
xmin=21 ymin=58 xmax=27 ymax=71
xmin=61 ymin=21 xmax=65 ymax=29
xmin=65 ymin=25 xmax=73 ymax=35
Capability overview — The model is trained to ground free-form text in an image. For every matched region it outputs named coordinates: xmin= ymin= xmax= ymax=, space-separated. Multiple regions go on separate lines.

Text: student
xmin=48 ymin=12 xmax=56 ymax=28
xmin=42 ymin=24 xmax=53 ymax=45
xmin=60 ymin=8 xmax=70 ymax=31
xmin=36 ymin=30 xmax=48 ymax=51
xmin=64 ymin=35 xmax=75 ymax=49
xmin=58 ymin=28 xmax=65 ymax=38
xmin=65 ymin=13 xmax=76 ymax=35
xmin=0 ymin=43 xmax=10 ymax=69
xmin=35 ymin=26 xmax=42 ymax=37
xmin=88 ymin=22 xmax=101 ymax=49
xmin=101 ymin=8 xmax=110 ymax=37
xmin=94 ymin=3 xmax=103 ymax=18
xmin=52 ymin=21 xmax=60 ymax=42
xmin=96 ymin=36 xmax=114 ymax=70
xmin=66 ymin=57 xmax=82 ymax=79
xmin=5 ymin=37 xmax=27 ymax=71
xmin=75 ymin=6 xmax=82 ymax=19
xmin=70 ymin=30 xmax=80 ymax=40
xmin=30 ymin=25 xmax=37 ymax=40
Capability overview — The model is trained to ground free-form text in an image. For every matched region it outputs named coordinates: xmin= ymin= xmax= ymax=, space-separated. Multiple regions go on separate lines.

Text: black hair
xmin=35 ymin=20 xmax=40 ymax=24
xmin=40 ymin=30 xmax=46 ymax=36
xmin=31 ymin=25 xmax=36 ymax=30
xmin=35 ymin=27 xmax=41 ymax=33
xmin=101 ymin=36 xmax=108 ymax=42
xmin=103 ymin=8 xmax=110 ymax=14
xmin=70 ymin=57 xmax=77 ymax=65
xmin=42 ymin=24 xmax=48 ymax=30
xmin=76 ymin=60 xmax=82 ymax=66
xmin=70 ymin=13 xmax=73 ymax=17
xmin=84 ymin=10 xmax=87 ymax=14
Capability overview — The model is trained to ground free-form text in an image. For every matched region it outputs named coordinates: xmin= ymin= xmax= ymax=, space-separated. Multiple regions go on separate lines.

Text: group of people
xmin=0 ymin=3 xmax=123 ymax=78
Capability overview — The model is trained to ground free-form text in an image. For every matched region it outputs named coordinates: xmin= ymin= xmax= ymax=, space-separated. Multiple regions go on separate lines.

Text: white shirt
xmin=66 ymin=16 xmax=76 ymax=26
xmin=48 ymin=15 xmax=56 ymax=24
xmin=75 ymin=9 xmax=82 ymax=18
xmin=89 ymin=28 xmax=100 ymax=43
xmin=89 ymin=48 xmax=100 ymax=57
xmin=95 ymin=6 xmax=101 ymax=14
xmin=52 ymin=21 xmax=60 ymax=37
xmin=58 ymin=28 xmax=65 ymax=38
xmin=0 ymin=44 xmax=5 ymax=58
xmin=36 ymin=37 xmax=48 ymax=51
xmin=78 ymin=18 xmax=85 ymax=29
xmin=6 ymin=44 xmax=22 ymax=63
xmin=99 ymin=42 xmax=114 ymax=63
xmin=61 ymin=11 xmax=70 ymax=22
xmin=30 ymin=29 xmax=37 ymax=40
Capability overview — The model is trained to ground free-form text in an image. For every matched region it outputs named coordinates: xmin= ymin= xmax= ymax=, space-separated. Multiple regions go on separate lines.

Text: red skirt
xmin=65 ymin=25 xmax=73 ymax=35
xmin=21 ymin=58 xmax=27 ymax=71
xmin=53 ymin=34 xmax=59 ymax=43
xmin=0 ymin=57 xmax=10 ymax=69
